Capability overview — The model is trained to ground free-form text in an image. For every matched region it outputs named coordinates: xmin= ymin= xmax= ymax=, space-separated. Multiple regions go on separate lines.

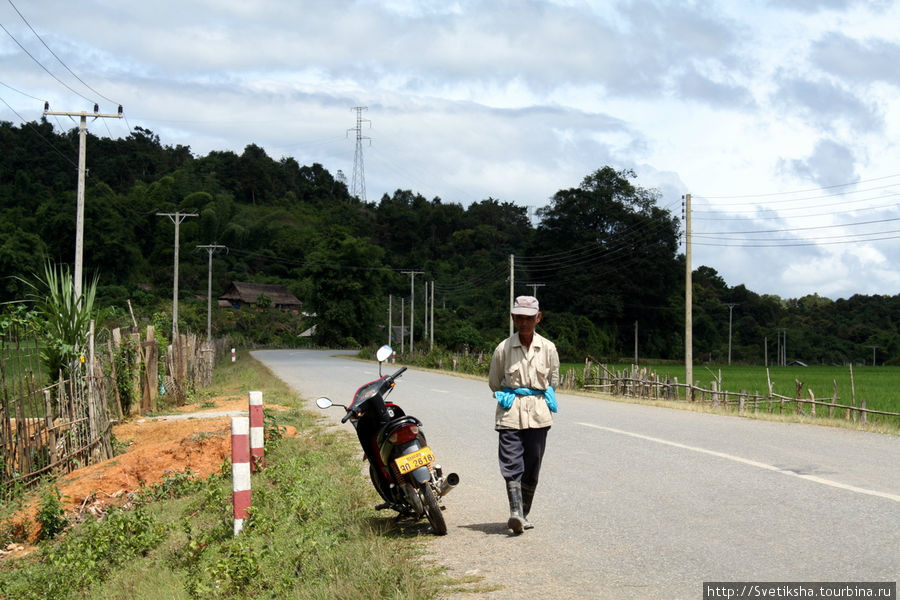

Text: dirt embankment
xmin=2 ymin=396 xmax=294 ymax=555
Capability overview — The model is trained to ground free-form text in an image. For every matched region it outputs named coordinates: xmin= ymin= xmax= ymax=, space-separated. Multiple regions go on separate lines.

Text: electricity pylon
xmin=348 ymin=106 xmax=371 ymax=202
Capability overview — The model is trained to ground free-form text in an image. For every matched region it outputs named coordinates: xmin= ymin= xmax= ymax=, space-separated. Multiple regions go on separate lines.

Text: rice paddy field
xmin=562 ymin=362 xmax=900 ymax=421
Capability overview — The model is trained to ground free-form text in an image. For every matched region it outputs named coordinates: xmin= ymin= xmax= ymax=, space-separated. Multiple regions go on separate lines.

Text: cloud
xmin=674 ymin=69 xmax=755 ymax=109
xmin=810 ymin=32 xmax=900 ymax=86
xmin=777 ymin=138 xmax=858 ymax=188
xmin=772 ymin=75 xmax=883 ymax=132
xmin=766 ymin=0 xmax=887 ymax=13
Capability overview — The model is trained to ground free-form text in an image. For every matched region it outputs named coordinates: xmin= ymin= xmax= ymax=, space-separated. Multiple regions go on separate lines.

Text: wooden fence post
xmin=830 ymin=380 xmax=837 ymax=420
xmin=144 ymin=325 xmax=158 ymax=413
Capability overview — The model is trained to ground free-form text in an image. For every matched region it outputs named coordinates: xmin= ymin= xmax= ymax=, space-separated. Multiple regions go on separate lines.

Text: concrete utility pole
xmin=400 ymin=298 xmax=405 ymax=354
xmin=509 ymin=254 xmax=515 ymax=337
xmin=423 ymin=281 xmax=429 ymax=344
xmin=388 ymin=295 xmax=392 ymax=346
xmin=634 ymin=320 xmax=639 ymax=364
xmin=197 ymin=244 xmax=227 ymax=342
xmin=726 ymin=303 xmax=739 ymax=365
xmin=401 ymin=271 xmax=423 ymax=354
xmin=525 ymin=282 xmax=546 ymax=298
xmin=430 ymin=280 xmax=434 ymax=352
xmin=683 ymin=194 xmax=693 ymax=399
xmin=777 ymin=328 xmax=787 ymax=366
xmin=43 ymin=102 xmax=123 ymax=300
xmin=158 ymin=211 xmax=198 ymax=340
xmin=866 ymin=345 xmax=879 ymax=366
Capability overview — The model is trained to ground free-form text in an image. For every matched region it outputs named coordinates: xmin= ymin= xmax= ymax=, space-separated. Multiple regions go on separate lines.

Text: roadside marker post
xmin=249 ymin=391 xmax=265 ymax=472
xmin=231 ymin=417 xmax=251 ymax=536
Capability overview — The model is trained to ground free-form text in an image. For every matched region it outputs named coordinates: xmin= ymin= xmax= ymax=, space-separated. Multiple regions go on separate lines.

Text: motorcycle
xmin=314 ymin=345 xmax=459 ymax=535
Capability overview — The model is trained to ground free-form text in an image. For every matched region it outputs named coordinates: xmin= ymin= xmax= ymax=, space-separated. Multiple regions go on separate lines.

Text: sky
xmin=2 ymin=0 xmax=900 ymax=301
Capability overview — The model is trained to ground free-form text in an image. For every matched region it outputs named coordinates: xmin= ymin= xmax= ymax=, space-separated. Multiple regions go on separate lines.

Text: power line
xmin=0 ymin=21 xmax=95 ymax=105
xmin=697 ymin=173 xmax=900 ymax=200
xmin=693 ymin=233 xmax=900 ymax=247
xmin=693 ymin=191 xmax=900 ymax=218
xmin=692 ymin=197 xmax=900 ymax=221
xmin=0 ymin=78 xmax=44 ymax=101
xmin=7 ymin=0 xmax=119 ymax=106
xmin=696 ymin=216 xmax=900 ymax=236
xmin=0 ymin=94 xmax=78 ymax=167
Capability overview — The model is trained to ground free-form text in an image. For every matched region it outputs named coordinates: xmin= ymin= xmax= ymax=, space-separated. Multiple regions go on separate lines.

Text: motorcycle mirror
xmin=315 ymin=397 xmax=333 ymax=409
xmin=375 ymin=345 xmax=393 ymax=363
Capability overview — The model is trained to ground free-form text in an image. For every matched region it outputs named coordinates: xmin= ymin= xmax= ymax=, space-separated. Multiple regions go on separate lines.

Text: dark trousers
xmin=498 ymin=427 xmax=549 ymax=487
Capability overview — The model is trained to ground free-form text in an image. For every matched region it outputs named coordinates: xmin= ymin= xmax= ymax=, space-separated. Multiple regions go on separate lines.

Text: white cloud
xmin=1 ymin=0 xmax=900 ymax=300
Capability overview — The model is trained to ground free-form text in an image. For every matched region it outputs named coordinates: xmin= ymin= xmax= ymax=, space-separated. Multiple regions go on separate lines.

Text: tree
xmin=305 ymin=230 xmax=386 ymax=347
xmin=534 ymin=167 xmax=681 ymax=357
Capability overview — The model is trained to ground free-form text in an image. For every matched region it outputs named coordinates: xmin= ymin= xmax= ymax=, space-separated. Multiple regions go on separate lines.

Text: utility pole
xmin=726 ymin=303 xmax=739 ymax=365
xmin=866 ymin=345 xmax=878 ymax=366
xmin=777 ymin=328 xmax=787 ymax=366
xmin=43 ymin=102 xmax=123 ymax=300
xmin=430 ymin=280 xmax=434 ymax=352
xmin=634 ymin=320 xmax=638 ymax=364
xmin=158 ymin=211 xmax=198 ymax=340
xmin=401 ymin=271 xmax=423 ymax=354
xmin=683 ymin=194 xmax=693 ymax=400
xmin=509 ymin=254 xmax=515 ymax=337
xmin=348 ymin=106 xmax=371 ymax=202
xmin=525 ymin=282 xmax=546 ymax=298
xmin=423 ymin=281 xmax=429 ymax=345
xmin=196 ymin=244 xmax=227 ymax=342
xmin=388 ymin=295 xmax=392 ymax=346
xmin=401 ymin=298 xmax=405 ymax=354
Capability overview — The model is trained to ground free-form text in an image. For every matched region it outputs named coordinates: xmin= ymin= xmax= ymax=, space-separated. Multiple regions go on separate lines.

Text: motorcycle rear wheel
xmin=421 ymin=484 xmax=447 ymax=535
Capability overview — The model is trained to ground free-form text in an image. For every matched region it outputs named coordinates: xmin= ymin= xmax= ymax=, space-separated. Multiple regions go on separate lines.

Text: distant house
xmin=218 ymin=282 xmax=302 ymax=311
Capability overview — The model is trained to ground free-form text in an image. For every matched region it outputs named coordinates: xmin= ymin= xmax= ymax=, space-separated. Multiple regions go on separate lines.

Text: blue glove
xmin=494 ymin=390 xmax=516 ymax=409
xmin=544 ymin=386 xmax=557 ymax=413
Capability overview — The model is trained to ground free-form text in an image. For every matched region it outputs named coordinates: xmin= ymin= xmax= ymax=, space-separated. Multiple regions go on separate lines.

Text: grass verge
xmin=0 ymin=350 xmax=455 ymax=600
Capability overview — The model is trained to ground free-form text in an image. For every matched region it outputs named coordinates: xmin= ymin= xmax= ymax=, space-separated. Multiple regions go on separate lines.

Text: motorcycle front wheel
xmin=421 ymin=484 xmax=447 ymax=535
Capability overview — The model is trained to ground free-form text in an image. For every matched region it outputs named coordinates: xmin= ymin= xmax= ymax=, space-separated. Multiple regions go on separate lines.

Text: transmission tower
xmin=347 ymin=106 xmax=371 ymax=201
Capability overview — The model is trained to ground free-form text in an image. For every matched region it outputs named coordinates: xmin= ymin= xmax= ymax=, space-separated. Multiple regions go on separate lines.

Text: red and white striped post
xmin=249 ymin=390 xmax=264 ymax=472
xmin=231 ymin=416 xmax=251 ymax=536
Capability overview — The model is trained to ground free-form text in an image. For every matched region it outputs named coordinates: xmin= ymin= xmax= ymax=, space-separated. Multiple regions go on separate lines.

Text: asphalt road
xmin=253 ymin=349 xmax=900 ymax=599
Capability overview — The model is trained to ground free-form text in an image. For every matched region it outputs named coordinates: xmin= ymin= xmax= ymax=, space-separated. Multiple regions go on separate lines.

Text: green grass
xmin=562 ymin=362 xmax=900 ymax=427
xmin=0 ymin=350 xmax=472 ymax=600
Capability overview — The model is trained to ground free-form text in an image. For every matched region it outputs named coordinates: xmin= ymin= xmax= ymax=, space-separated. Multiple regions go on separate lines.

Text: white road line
xmin=577 ymin=422 xmax=900 ymax=503
xmin=429 ymin=388 xmax=450 ymax=394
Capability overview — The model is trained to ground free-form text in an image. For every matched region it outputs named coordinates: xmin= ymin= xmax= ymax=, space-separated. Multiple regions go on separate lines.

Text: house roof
xmin=219 ymin=282 xmax=301 ymax=307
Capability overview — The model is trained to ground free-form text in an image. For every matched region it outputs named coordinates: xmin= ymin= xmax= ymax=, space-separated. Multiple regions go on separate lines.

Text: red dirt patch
xmin=3 ymin=395 xmax=295 ymax=548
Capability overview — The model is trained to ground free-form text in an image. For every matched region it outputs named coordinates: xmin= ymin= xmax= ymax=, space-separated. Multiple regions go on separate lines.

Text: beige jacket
xmin=488 ymin=332 xmax=560 ymax=430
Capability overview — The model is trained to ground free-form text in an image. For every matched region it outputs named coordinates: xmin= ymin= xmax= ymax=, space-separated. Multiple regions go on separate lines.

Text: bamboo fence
xmin=1 ymin=324 xmax=220 ymax=498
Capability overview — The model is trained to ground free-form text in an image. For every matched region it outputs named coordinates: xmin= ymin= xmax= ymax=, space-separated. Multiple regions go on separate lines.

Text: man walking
xmin=488 ymin=295 xmax=559 ymax=534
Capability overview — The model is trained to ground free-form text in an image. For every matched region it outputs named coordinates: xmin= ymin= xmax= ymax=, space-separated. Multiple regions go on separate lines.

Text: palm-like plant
xmin=19 ymin=262 xmax=102 ymax=379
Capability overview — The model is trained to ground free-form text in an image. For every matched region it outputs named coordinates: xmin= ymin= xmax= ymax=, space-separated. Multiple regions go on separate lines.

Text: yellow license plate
xmin=394 ymin=446 xmax=435 ymax=474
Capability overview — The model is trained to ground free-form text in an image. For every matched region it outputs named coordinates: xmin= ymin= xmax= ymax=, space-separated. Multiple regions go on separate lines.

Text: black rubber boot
xmin=521 ymin=482 xmax=536 ymax=530
xmin=506 ymin=480 xmax=525 ymax=534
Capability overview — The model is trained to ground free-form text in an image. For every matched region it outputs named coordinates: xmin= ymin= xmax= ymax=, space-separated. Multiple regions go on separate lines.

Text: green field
xmin=562 ymin=362 xmax=900 ymax=415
